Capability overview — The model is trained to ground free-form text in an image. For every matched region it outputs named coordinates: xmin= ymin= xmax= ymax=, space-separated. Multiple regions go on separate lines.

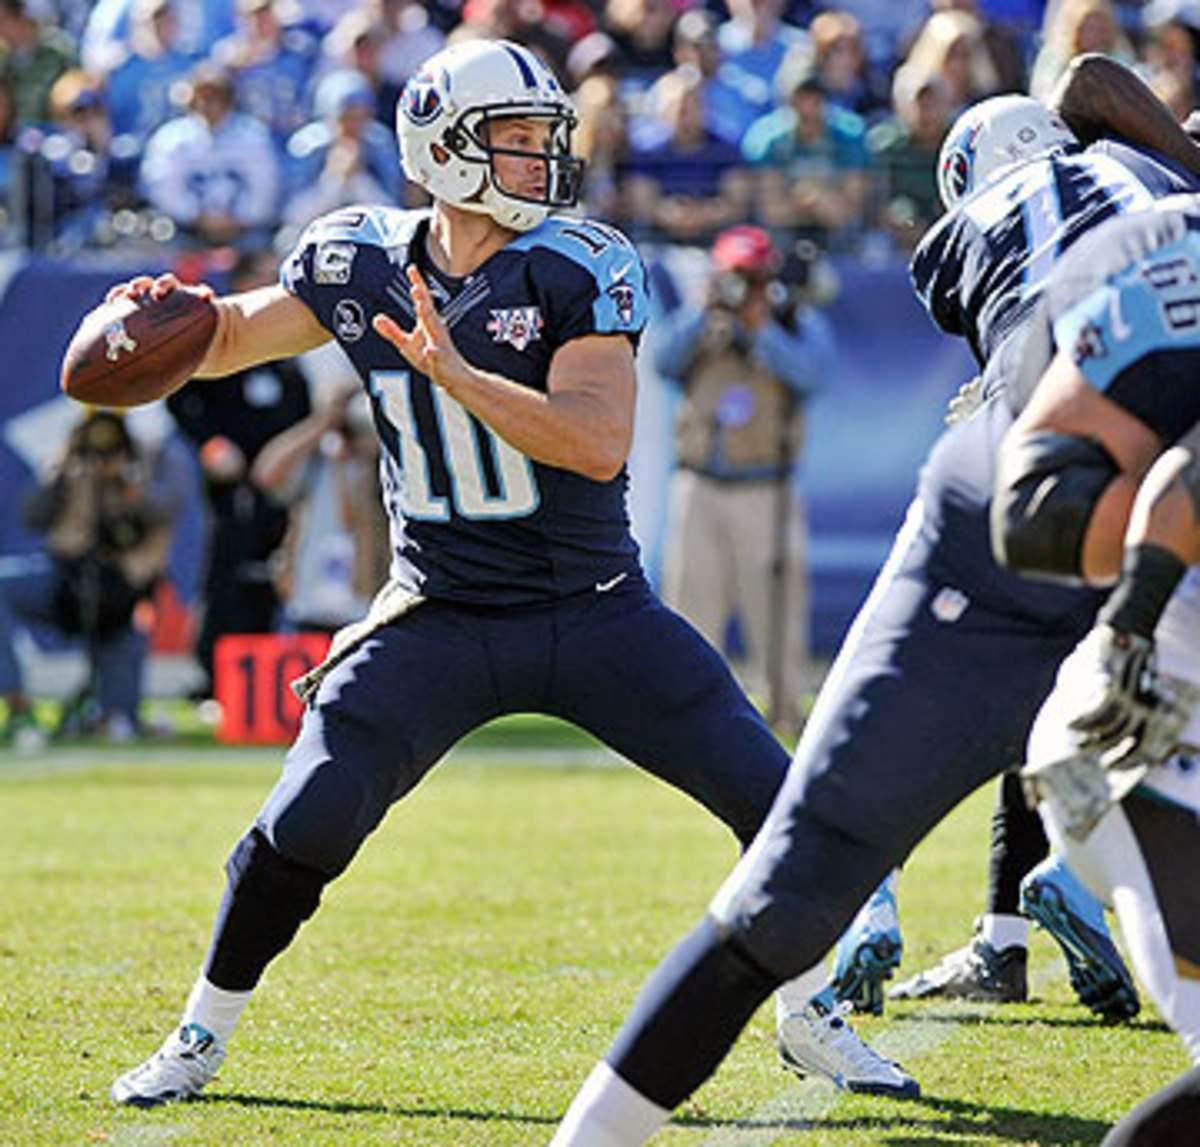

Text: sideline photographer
xmin=657 ymin=225 xmax=836 ymax=735
xmin=0 ymin=410 xmax=182 ymax=747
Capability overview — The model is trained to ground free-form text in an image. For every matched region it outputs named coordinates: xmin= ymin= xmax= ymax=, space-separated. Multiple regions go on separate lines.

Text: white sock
xmin=551 ymin=1062 xmax=670 ymax=1146
xmin=979 ymin=913 xmax=1029 ymax=952
xmin=181 ymin=976 xmax=253 ymax=1045
xmin=775 ymin=964 xmax=828 ymax=1018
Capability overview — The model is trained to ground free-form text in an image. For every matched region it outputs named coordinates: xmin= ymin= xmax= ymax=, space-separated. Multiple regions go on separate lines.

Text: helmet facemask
xmin=448 ymin=105 xmax=585 ymax=217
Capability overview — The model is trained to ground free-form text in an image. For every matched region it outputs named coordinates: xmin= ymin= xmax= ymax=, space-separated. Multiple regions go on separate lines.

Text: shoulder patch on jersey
xmin=314 ymin=241 xmax=356 ymax=285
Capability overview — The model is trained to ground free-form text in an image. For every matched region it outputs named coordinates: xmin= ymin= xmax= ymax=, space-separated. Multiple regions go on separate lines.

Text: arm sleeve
xmin=753 ymin=309 xmax=835 ymax=398
xmin=652 ymin=307 xmax=707 ymax=380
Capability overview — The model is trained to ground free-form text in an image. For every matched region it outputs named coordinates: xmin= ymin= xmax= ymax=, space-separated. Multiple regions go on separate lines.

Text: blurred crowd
xmin=2 ymin=0 xmax=1200 ymax=258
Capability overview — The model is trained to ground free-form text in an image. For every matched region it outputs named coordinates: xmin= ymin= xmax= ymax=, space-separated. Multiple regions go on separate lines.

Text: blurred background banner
xmin=2 ymin=248 xmax=973 ymax=656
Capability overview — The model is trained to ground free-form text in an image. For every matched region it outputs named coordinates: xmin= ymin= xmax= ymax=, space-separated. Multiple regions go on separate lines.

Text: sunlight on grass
xmin=0 ymin=743 xmax=1187 ymax=1145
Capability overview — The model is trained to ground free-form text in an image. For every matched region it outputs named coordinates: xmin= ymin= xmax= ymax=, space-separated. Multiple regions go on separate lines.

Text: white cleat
xmin=778 ymin=993 xmax=919 ymax=1099
xmin=111 ymin=1022 xmax=225 ymax=1107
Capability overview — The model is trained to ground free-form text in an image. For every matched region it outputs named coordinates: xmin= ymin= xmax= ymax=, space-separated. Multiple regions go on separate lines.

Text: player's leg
xmin=0 ymin=552 xmax=60 ymax=748
xmin=1101 ymin=1066 xmax=1200 ymax=1145
xmin=891 ymin=774 xmax=1039 ymax=1004
xmin=111 ymin=604 xmax=503 ymax=1106
xmin=832 ymin=869 xmax=903 ymax=1014
xmin=550 ymin=579 xmax=916 ymax=1097
xmin=1020 ymin=851 xmax=1139 ymax=1021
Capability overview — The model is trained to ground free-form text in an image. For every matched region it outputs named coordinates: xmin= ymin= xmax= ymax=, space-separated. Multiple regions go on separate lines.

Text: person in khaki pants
xmin=658 ymin=225 xmax=834 ymax=735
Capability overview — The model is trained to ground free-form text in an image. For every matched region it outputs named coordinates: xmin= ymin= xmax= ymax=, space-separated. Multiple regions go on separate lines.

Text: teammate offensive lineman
xmin=552 ymin=73 xmax=1200 ymax=1145
xmin=104 ymin=39 xmax=912 ymax=1108
xmin=991 ymin=198 xmax=1200 ymax=1142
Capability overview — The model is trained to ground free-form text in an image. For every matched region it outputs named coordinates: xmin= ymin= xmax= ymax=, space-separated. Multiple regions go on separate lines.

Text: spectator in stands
xmin=0 ymin=0 xmax=74 ymax=128
xmin=868 ymin=70 xmax=953 ymax=249
xmin=930 ymin=0 xmax=1028 ymax=95
xmin=1030 ymin=0 xmax=1135 ymax=102
xmin=626 ymin=65 xmax=752 ymax=245
xmin=139 ymin=63 xmax=281 ymax=248
xmin=743 ymin=49 xmax=869 ymax=246
xmin=0 ymin=410 xmax=186 ymax=748
xmin=807 ymin=10 xmax=889 ymax=122
xmin=822 ymin=0 xmax=927 ymax=83
xmin=668 ymin=8 xmax=748 ymax=147
xmin=447 ymin=0 xmax=574 ymax=81
xmin=897 ymin=9 xmax=1003 ymax=117
xmin=81 ymin=0 xmax=234 ymax=76
xmin=282 ymin=68 xmax=403 ymax=231
xmin=212 ymin=0 xmax=317 ymax=144
xmin=572 ymin=54 xmax=631 ymax=223
xmin=165 ymin=247 xmax=311 ymax=698
xmin=374 ymin=0 xmax=445 ymax=93
xmin=1140 ymin=19 xmax=1198 ymax=119
xmin=602 ymin=0 xmax=677 ymax=84
xmin=16 ymin=67 xmax=138 ymax=249
xmin=252 ymin=376 xmax=389 ymax=634
xmin=319 ymin=9 xmax=399 ymax=127
xmin=709 ymin=0 xmax=810 ymax=145
xmin=103 ymin=0 xmax=195 ymax=145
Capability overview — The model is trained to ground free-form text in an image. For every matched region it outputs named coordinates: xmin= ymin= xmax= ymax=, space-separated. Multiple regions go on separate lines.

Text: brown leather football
xmin=60 ymin=287 xmax=219 ymax=408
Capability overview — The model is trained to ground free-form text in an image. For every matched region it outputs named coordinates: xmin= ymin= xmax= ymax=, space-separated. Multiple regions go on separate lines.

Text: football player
xmin=552 ymin=63 xmax=1200 ymax=1144
xmin=103 ymin=39 xmax=913 ymax=1108
xmin=992 ymin=198 xmax=1200 ymax=1141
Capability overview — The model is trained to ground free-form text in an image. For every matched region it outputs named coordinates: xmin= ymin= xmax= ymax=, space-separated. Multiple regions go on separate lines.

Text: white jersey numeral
xmin=372 ymin=370 xmax=539 ymax=521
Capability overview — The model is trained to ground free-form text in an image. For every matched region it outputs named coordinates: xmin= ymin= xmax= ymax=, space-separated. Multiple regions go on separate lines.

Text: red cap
xmin=711 ymin=225 xmax=778 ymax=275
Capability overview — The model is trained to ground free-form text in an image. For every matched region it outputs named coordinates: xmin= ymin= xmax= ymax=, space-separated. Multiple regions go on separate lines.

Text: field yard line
xmin=0 ymin=743 xmax=624 ymax=778
xmin=698 ymin=963 xmax=1063 ymax=1144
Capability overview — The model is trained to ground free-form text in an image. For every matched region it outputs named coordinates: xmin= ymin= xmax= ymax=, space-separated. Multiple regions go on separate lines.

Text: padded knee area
xmin=204 ymin=828 xmax=329 ymax=991
xmin=610 ymin=918 xmax=779 ymax=1110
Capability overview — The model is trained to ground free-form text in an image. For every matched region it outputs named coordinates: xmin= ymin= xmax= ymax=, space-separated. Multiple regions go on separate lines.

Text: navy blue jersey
xmin=281 ymin=205 xmax=650 ymax=606
xmin=911 ymin=142 xmax=1199 ymax=366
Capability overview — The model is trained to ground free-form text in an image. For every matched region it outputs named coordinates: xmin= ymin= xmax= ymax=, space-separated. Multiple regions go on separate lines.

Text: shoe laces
xmin=814 ymin=1001 xmax=899 ymax=1071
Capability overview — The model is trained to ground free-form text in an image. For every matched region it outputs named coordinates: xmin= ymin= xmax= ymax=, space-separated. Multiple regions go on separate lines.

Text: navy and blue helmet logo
xmin=402 ymin=72 xmax=444 ymax=125
xmin=942 ymin=123 xmax=981 ymax=202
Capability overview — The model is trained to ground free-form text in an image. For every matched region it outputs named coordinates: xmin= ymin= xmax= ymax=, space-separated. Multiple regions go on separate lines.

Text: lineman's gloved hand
xmin=1065 ymin=625 xmax=1185 ymax=766
xmin=944 ymin=376 xmax=984 ymax=426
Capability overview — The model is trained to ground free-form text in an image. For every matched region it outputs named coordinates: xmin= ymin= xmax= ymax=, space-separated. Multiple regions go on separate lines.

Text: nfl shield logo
xmin=486 ymin=307 xmax=544 ymax=351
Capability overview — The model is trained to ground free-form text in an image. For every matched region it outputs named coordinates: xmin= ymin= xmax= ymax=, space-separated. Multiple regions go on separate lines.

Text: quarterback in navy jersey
xmin=553 ymin=86 xmax=1200 ymax=1144
xmin=104 ymin=38 xmax=914 ymax=1110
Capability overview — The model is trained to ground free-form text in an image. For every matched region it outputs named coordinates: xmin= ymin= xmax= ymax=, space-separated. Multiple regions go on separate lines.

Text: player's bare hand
xmin=373 ymin=265 xmax=472 ymax=392
xmin=104 ymin=273 xmax=215 ymax=305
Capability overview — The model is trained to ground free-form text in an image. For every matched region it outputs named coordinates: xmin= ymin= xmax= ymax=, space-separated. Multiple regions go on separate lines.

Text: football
xmin=60 ymin=286 xmax=219 ymax=408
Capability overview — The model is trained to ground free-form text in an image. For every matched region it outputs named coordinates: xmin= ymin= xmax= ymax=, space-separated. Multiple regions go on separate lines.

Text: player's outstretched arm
xmin=1050 ymin=54 xmax=1200 ymax=177
xmin=374 ymin=266 xmax=634 ymax=482
xmin=108 ymin=274 xmax=331 ymax=379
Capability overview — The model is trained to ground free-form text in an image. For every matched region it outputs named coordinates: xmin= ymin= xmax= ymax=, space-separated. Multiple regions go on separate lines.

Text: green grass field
xmin=0 ymin=721 xmax=1189 ymax=1145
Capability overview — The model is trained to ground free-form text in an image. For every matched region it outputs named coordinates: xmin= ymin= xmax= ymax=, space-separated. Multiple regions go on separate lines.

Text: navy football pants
xmin=256 ymin=578 xmax=789 ymax=878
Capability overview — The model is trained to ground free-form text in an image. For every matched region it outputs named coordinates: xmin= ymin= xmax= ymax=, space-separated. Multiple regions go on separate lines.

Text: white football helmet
xmin=396 ymin=40 xmax=583 ymax=232
xmin=938 ymin=95 xmax=1076 ymax=209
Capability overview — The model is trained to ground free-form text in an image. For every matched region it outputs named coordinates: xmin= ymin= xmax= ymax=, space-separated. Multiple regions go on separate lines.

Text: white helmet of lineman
xmin=396 ymin=39 xmax=584 ymax=232
xmin=937 ymin=95 xmax=1077 ymax=209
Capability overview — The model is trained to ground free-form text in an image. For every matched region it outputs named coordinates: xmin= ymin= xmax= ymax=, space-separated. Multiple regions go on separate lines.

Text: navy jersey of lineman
xmin=911 ymin=141 xmax=1200 ymax=366
xmin=281 ymin=205 xmax=650 ymax=605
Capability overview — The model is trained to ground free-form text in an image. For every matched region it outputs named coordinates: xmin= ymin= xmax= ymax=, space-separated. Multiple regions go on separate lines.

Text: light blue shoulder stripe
xmin=298 ymin=204 xmax=428 ymax=251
